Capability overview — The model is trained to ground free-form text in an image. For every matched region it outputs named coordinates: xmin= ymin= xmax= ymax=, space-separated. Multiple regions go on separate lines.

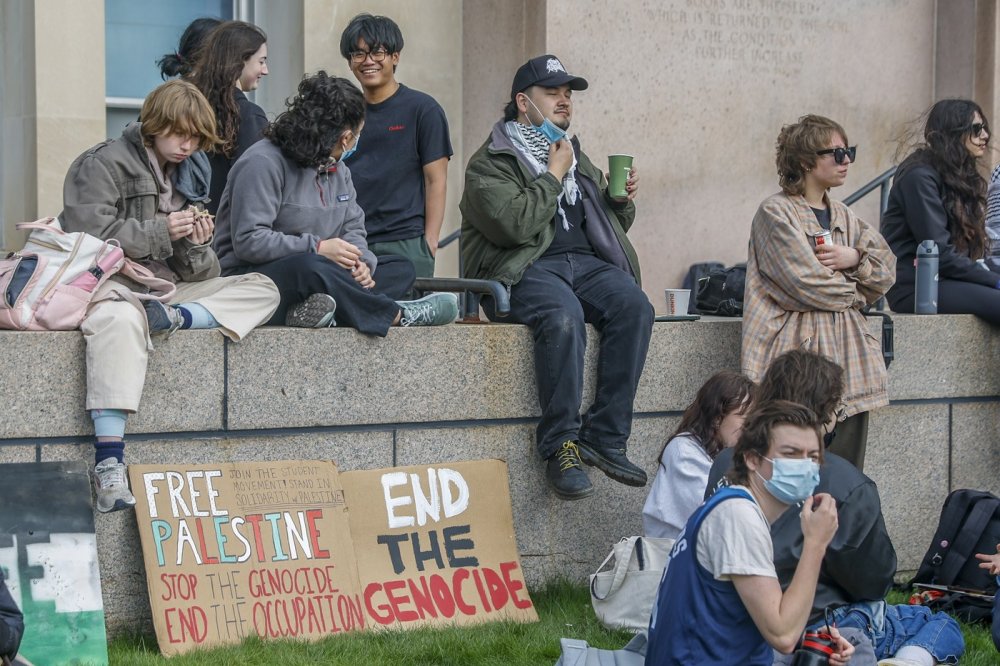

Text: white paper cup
xmin=664 ymin=289 xmax=691 ymax=316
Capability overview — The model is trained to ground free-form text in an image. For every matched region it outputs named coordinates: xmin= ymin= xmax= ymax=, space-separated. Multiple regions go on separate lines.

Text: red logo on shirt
xmin=388 ymin=124 xmax=405 ymax=131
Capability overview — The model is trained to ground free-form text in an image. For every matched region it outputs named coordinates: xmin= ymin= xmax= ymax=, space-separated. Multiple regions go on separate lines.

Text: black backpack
xmin=694 ymin=264 xmax=746 ymax=317
xmin=908 ymin=489 xmax=1000 ymax=622
xmin=681 ymin=262 xmax=724 ymax=314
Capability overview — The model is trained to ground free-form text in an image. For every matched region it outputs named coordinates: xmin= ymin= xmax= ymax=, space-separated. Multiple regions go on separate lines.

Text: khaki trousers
xmin=81 ymin=273 xmax=279 ymax=411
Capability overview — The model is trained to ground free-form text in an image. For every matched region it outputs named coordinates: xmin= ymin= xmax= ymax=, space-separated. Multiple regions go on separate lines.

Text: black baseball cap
xmin=510 ymin=55 xmax=588 ymax=99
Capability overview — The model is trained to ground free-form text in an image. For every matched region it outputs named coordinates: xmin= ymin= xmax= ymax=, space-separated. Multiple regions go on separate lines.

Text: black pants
xmin=827 ymin=411 xmax=869 ymax=471
xmin=485 ymin=253 xmax=654 ymax=459
xmin=890 ymin=279 xmax=1000 ymax=325
xmin=230 ymin=253 xmax=414 ymax=336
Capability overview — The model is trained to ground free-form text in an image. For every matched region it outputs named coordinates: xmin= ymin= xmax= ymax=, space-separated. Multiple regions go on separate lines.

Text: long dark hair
xmin=658 ymin=371 xmax=755 ymax=464
xmin=157 ymin=17 xmax=222 ymax=79
xmin=189 ymin=21 xmax=267 ymax=159
xmin=266 ymin=72 xmax=365 ymax=169
xmin=901 ymin=99 xmax=990 ymax=258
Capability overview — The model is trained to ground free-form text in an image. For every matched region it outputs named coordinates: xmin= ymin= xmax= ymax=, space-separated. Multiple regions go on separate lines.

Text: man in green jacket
xmin=460 ymin=55 xmax=653 ymax=500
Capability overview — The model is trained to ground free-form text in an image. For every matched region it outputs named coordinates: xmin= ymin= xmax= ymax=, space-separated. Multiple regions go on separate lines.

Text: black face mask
xmin=823 ymin=429 xmax=836 ymax=448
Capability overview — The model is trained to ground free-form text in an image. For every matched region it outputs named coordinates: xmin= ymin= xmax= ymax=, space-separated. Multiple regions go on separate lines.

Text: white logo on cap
xmin=546 ymin=58 xmax=566 ymax=74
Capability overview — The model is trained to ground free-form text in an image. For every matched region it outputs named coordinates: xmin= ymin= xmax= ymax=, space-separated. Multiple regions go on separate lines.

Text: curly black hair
xmin=900 ymin=99 xmax=990 ymax=259
xmin=265 ymin=72 xmax=365 ymax=169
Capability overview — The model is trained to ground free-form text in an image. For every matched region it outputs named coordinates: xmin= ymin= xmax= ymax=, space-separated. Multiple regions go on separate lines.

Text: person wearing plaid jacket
xmin=742 ymin=115 xmax=895 ymax=471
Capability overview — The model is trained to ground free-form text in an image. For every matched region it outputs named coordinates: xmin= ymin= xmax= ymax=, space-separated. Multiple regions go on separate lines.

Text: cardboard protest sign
xmin=341 ymin=459 xmax=537 ymax=628
xmin=130 ymin=461 xmax=363 ymax=656
xmin=0 ymin=461 xmax=108 ymax=666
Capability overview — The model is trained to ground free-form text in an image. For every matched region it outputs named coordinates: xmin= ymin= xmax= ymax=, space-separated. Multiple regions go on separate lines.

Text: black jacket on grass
xmin=0 ymin=569 xmax=23 ymax=659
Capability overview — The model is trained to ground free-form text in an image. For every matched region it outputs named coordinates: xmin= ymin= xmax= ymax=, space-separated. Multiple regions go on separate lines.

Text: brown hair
xmin=658 ymin=371 xmax=756 ymax=463
xmin=139 ymin=79 xmax=222 ymax=152
xmin=775 ymin=115 xmax=849 ymax=196
xmin=757 ymin=349 xmax=844 ymax=422
xmin=727 ymin=400 xmax=823 ymax=487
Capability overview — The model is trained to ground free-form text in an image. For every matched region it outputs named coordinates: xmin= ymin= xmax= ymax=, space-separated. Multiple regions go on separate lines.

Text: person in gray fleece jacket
xmin=214 ymin=71 xmax=457 ymax=334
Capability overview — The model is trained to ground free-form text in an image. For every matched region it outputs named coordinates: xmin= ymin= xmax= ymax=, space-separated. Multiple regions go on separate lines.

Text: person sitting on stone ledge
xmin=214 ymin=71 xmax=458 ymax=332
xmin=61 ymin=79 xmax=280 ymax=513
xmin=459 ymin=55 xmax=652 ymax=500
xmin=706 ymin=350 xmax=963 ymax=666
xmin=642 ymin=370 xmax=755 ymax=540
xmin=744 ymin=115 xmax=895 ymax=471
xmin=882 ymin=99 xmax=1000 ymax=325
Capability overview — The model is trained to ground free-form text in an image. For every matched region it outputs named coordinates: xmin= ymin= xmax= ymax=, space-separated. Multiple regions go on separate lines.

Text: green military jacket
xmin=459 ymin=120 xmax=642 ymax=287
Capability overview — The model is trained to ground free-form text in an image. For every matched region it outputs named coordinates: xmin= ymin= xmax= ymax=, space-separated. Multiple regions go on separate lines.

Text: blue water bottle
xmin=915 ymin=240 xmax=939 ymax=314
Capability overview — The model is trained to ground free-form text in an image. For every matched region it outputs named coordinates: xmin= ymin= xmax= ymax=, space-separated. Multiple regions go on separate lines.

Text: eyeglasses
xmin=349 ymin=48 xmax=390 ymax=63
xmin=815 ymin=146 xmax=857 ymax=165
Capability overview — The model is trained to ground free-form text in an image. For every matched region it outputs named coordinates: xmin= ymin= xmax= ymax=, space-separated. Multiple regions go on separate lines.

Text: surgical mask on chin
xmin=756 ymin=456 xmax=820 ymax=505
xmin=524 ymin=96 xmax=567 ymax=144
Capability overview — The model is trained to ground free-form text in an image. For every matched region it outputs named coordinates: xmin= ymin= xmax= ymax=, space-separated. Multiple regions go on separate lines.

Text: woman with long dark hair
xmin=213 ymin=72 xmax=458 ymax=332
xmin=642 ymin=371 xmax=755 ymax=539
xmin=189 ymin=20 xmax=269 ymax=214
xmin=882 ymin=98 xmax=1000 ymax=323
xmin=156 ymin=17 xmax=222 ymax=80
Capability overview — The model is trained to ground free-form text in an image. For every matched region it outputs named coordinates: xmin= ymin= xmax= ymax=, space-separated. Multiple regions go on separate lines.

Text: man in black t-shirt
xmin=340 ymin=13 xmax=453 ymax=279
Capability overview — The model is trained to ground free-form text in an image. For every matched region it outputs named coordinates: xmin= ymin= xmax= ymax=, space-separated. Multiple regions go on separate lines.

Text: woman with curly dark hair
xmin=189 ymin=20 xmax=269 ymax=214
xmin=882 ymin=99 xmax=1000 ymax=323
xmin=214 ymin=71 xmax=458 ymax=333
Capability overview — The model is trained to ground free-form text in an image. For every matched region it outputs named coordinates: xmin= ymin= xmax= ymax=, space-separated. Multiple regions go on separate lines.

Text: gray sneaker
xmin=143 ymin=300 xmax=184 ymax=334
xmin=94 ymin=457 xmax=136 ymax=513
xmin=397 ymin=293 xmax=459 ymax=327
xmin=286 ymin=293 xmax=337 ymax=328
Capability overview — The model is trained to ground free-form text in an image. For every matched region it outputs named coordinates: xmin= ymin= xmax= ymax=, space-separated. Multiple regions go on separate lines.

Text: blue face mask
xmin=757 ymin=456 xmax=820 ymax=504
xmin=339 ymin=132 xmax=360 ymax=162
xmin=524 ymin=95 xmax=567 ymax=144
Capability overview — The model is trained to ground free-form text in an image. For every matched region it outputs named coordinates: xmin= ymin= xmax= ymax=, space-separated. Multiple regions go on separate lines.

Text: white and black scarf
xmin=505 ymin=121 xmax=579 ymax=230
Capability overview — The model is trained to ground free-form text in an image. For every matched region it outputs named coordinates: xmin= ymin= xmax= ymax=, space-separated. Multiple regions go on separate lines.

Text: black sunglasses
xmin=815 ymin=146 xmax=857 ymax=165
xmin=968 ymin=122 xmax=989 ymax=137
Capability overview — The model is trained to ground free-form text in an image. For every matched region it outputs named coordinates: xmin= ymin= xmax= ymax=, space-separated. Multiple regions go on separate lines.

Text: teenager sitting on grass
xmin=61 ymin=79 xmax=279 ymax=512
xmin=642 ymin=371 xmax=755 ymax=540
xmin=214 ymin=71 xmax=458 ymax=331
xmin=646 ymin=401 xmax=854 ymax=665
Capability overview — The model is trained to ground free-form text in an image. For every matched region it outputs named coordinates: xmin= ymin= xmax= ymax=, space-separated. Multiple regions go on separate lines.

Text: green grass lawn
xmin=109 ymin=583 xmax=997 ymax=665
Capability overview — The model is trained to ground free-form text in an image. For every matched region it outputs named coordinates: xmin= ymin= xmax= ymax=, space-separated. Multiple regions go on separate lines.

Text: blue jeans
xmin=484 ymin=253 xmax=653 ymax=459
xmin=813 ymin=600 xmax=964 ymax=664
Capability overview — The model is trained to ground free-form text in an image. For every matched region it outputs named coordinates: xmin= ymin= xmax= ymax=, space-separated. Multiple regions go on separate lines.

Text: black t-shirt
xmin=346 ymin=84 xmax=453 ymax=244
xmin=812 ymin=206 xmax=831 ymax=230
xmin=542 ymin=192 xmax=594 ymax=257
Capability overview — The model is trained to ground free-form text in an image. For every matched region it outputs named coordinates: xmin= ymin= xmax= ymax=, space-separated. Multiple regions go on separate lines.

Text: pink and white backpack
xmin=0 ymin=217 xmax=174 ymax=331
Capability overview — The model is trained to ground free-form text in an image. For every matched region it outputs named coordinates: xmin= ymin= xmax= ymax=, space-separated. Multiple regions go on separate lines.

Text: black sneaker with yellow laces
xmin=545 ymin=441 xmax=595 ymax=500
xmin=577 ymin=441 xmax=648 ymax=487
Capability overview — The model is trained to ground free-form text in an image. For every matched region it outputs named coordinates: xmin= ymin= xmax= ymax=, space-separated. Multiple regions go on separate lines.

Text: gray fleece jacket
xmin=214 ymin=139 xmax=376 ymax=274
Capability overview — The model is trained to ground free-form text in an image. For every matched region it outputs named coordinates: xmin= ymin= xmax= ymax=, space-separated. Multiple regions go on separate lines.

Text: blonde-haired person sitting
xmin=61 ymin=79 xmax=279 ymax=512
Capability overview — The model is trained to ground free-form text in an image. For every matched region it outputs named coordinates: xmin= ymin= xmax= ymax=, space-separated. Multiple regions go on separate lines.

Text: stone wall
xmin=1 ymin=315 xmax=998 ymax=636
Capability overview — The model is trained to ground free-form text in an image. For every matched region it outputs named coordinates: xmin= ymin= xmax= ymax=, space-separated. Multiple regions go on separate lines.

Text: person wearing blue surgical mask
xmin=646 ymin=401 xmax=855 ymax=666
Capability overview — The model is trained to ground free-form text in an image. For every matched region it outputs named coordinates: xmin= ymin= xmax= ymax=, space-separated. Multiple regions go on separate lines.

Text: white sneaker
xmin=94 ymin=457 xmax=136 ymax=513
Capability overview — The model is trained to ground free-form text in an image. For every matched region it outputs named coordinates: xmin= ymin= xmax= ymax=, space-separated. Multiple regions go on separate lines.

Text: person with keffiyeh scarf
xmin=460 ymin=55 xmax=652 ymax=501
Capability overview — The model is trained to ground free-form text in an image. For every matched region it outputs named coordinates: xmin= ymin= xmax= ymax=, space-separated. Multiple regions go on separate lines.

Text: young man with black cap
xmin=460 ymin=55 xmax=652 ymax=500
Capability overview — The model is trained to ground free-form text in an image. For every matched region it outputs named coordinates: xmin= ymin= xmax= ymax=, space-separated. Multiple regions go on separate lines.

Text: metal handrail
xmin=843 ymin=166 xmax=897 ymax=219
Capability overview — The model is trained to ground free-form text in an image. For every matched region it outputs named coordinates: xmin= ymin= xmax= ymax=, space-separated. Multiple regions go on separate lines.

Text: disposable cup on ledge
xmin=608 ymin=154 xmax=634 ymax=200
xmin=664 ymin=289 xmax=691 ymax=316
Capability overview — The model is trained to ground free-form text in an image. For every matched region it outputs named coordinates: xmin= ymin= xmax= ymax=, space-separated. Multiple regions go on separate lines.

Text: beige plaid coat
xmin=741 ymin=192 xmax=896 ymax=418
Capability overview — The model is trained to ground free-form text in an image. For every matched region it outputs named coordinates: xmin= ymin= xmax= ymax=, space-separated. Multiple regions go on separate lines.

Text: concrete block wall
xmin=1 ymin=314 xmax=998 ymax=636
